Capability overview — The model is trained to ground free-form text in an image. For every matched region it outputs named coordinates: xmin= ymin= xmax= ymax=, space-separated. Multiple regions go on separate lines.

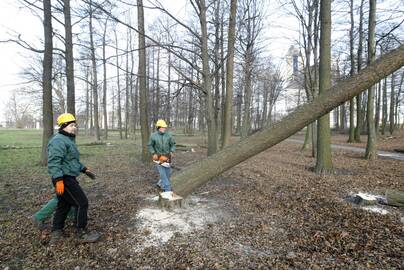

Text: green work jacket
xmin=47 ymin=132 xmax=85 ymax=179
xmin=147 ymin=131 xmax=176 ymax=156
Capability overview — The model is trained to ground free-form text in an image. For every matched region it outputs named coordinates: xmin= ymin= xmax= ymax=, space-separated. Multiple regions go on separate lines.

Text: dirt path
xmin=287 ymin=138 xmax=404 ymax=161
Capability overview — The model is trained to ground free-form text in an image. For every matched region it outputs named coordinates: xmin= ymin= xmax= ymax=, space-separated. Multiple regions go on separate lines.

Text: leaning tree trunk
xmin=137 ymin=0 xmax=150 ymax=162
xmin=365 ymin=0 xmax=377 ymax=160
xmin=41 ymin=0 xmax=54 ymax=165
xmin=171 ymin=45 xmax=404 ymax=198
xmin=315 ymin=0 xmax=333 ymax=174
xmin=64 ymin=0 xmax=75 ymax=115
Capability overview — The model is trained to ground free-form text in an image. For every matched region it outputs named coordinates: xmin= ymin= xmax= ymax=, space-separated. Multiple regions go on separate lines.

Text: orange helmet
xmin=159 ymin=155 xmax=169 ymax=163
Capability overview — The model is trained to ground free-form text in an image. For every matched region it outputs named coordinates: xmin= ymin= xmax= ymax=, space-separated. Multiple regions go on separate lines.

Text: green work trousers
xmin=34 ymin=197 xmax=76 ymax=221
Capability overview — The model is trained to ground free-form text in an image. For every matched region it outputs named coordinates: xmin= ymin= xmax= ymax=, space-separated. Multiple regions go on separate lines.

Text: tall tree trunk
xmin=125 ymin=38 xmax=130 ymax=139
xmin=89 ymin=0 xmax=100 ymax=141
xmin=166 ymin=52 xmax=171 ymax=122
xmin=41 ymin=0 xmax=53 ymax=165
xmin=85 ymin=66 xmax=90 ymax=135
xmin=355 ymin=0 xmax=365 ymax=142
xmin=375 ymin=80 xmax=381 ymax=133
xmin=137 ymin=0 xmax=150 ymax=162
xmin=64 ymin=0 xmax=75 ymax=115
xmin=381 ymin=77 xmax=387 ymax=134
xmin=172 ymin=45 xmax=404 ymax=197
xmin=200 ymin=0 xmax=217 ymax=155
xmin=365 ymin=0 xmax=377 ymax=160
xmin=241 ymin=56 xmax=253 ymax=139
xmin=156 ymin=47 xmax=160 ymax=120
xmin=115 ymin=30 xmax=123 ymax=139
xmin=315 ymin=0 xmax=333 ymax=174
xmin=347 ymin=0 xmax=355 ymax=142
xmin=389 ymin=72 xmax=396 ymax=134
xmin=102 ymin=18 xmax=108 ymax=139
xmin=236 ymin=91 xmax=242 ymax=134
xmin=223 ymin=0 xmax=237 ymax=148
xmin=214 ymin=0 xmax=221 ymax=145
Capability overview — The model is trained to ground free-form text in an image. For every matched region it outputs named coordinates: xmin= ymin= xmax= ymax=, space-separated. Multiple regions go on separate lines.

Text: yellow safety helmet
xmin=57 ymin=113 xmax=76 ymax=127
xmin=156 ymin=119 xmax=168 ymax=128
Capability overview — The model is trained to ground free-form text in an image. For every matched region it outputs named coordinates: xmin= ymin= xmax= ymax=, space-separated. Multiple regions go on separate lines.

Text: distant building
xmin=274 ymin=45 xmax=305 ymax=120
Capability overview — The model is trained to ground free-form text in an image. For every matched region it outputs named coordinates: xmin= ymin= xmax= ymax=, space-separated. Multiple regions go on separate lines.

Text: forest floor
xmin=0 ymin=129 xmax=403 ymax=269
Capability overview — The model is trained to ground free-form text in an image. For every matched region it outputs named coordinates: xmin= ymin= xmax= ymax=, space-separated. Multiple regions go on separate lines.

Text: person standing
xmin=48 ymin=113 xmax=100 ymax=244
xmin=147 ymin=119 xmax=176 ymax=192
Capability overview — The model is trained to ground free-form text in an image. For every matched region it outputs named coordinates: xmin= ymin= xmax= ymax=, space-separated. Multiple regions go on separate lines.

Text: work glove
xmin=84 ymin=168 xmax=96 ymax=179
xmin=170 ymin=152 xmax=175 ymax=158
xmin=152 ymin=154 xmax=159 ymax=161
xmin=55 ymin=179 xmax=64 ymax=195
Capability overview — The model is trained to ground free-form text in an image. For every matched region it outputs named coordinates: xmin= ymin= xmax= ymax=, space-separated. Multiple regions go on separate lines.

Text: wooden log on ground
xmin=170 ymin=45 xmax=404 ymax=198
xmin=385 ymin=189 xmax=404 ymax=207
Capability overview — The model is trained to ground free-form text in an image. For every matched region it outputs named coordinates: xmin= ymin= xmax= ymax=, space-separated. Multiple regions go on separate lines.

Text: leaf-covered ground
xmin=1 ymin=136 xmax=403 ymax=269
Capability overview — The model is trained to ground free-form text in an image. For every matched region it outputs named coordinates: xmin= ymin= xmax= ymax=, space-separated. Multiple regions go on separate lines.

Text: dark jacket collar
xmin=59 ymin=129 xmax=76 ymax=138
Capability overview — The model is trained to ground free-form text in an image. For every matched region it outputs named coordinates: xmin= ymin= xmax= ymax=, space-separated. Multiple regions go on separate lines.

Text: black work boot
xmin=76 ymin=229 xmax=101 ymax=243
xmin=49 ymin=230 xmax=63 ymax=244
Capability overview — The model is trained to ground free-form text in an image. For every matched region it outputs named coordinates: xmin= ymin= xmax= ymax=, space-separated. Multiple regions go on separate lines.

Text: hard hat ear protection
xmin=57 ymin=113 xmax=76 ymax=127
xmin=156 ymin=119 xmax=168 ymax=128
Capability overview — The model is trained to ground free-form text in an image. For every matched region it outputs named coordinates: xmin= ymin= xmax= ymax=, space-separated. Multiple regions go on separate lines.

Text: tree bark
xmin=137 ymin=0 xmax=150 ymax=162
xmin=200 ymin=0 xmax=217 ymax=156
xmin=89 ymin=0 xmax=100 ymax=141
xmin=102 ymin=17 xmax=108 ymax=139
xmin=348 ymin=0 xmax=355 ymax=143
xmin=64 ymin=0 xmax=75 ymax=115
xmin=365 ymin=0 xmax=377 ymax=160
xmin=115 ymin=29 xmax=123 ymax=139
xmin=171 ymin=45 xmax=404 ymax=197
xmin=389 ymin=72 xmax=395 ymax=134
xmin=355 ymin=0 xmax=365 ymax=142
xmin=41 ymin=0 xmax=54 ymax=165
xmin=381 ymin=77 xmax=387 ymax=134
xmin=315 ymin=0 xmax=333 ymax=174
xmin=375 ymin=80 xmax=381 ymax=133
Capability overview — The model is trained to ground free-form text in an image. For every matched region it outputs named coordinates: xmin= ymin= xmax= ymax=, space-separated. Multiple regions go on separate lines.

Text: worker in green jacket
xmin=147 ymin=119 xmax=176 ymax=192
xmin=47 ymin=113 xmax=100 ymax=244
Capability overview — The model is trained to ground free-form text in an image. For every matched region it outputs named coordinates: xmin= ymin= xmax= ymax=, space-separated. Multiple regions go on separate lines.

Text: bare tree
xmin=222 ymin=0 xmax=238 ymax=148
xmin=89 ymin=0 xmax=100 ymax=140
xmin=315 ymin=0 xmax=333 ymax=174
xmin=41 ymin=0 xmax=54 ymax=165
xmin=64 ymin=0 xmax=75 ymax=115
xmin=365 ymin=0 xmax=377 ymax=160
xmin=137 ymin=0 xmax=150 ymax=162
xmin=389 ymin=72 xmax=396 ymax=134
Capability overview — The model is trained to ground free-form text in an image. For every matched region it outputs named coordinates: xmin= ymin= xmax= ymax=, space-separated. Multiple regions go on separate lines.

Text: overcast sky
xmin=0 ymin=0 xmax=298 ymax=123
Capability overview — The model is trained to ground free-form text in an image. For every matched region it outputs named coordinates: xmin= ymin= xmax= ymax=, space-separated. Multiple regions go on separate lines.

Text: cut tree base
xmin=158 ymin=191 xmax=184 ymax=209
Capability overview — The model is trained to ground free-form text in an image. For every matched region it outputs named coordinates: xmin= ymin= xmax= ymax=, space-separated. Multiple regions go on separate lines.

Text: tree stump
xmin=353 ymin=193 xmax=378 ymax=206
xmin=158 ymin=192 xmax=184 ymax=209
xmin=385 ymin=189 xmax=404 ymax=207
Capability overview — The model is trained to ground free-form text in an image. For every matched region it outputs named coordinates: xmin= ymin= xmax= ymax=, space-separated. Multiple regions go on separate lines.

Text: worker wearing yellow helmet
xmin=45 ymin=113 xmax=100 ymax=244
xmin=147 ymin=119 xmax=176 ymax=192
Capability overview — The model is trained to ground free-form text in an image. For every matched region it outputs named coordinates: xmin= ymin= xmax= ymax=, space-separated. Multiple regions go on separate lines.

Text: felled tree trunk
xmin=385 ymin=189 xmax=404 ymax=207
xmin=171 ymin=45 xmax=404 ymax=198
